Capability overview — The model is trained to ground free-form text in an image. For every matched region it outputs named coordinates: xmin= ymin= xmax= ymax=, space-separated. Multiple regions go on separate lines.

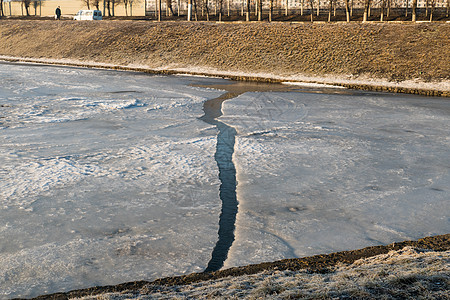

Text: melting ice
xmin=0 ymin=62 xmax=449 ymax=298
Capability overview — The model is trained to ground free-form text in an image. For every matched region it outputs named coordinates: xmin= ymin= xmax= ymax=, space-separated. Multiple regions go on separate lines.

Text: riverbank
xmin=0 ymin=20 xmax=449 ymax=96
xmin=32 ymin=234 xmax=449 ymax=299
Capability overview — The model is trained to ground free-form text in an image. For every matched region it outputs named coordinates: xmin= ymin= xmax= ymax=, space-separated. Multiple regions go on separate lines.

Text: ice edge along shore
xmin=1 ymin=56 xmax=449 ymax=97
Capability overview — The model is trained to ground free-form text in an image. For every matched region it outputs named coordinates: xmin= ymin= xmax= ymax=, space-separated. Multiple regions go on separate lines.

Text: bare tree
xmin=345 ymin=0 xmax=350 ymax=21
xmin=269 ymin=0 xmax=273 ymax=21
xmin=166 ymin=0 xmax=174 ymax=15
xmin=257 ymin=0 xmax=261 ymax=20
xmin=218 ymin=0 xmax=223 ymax=21
xmin=33 ymin=0 xmax=39 ymax=15
xmin=380 ymin=0 xmax=385 ymax=21
xmin=205 ymin=0 xmax=210 ymax=20
xmin=327 ymin=0 xmax=332 ymax=21
xmin=316 ymin=0 xmax=319 ymax=16
xmin=447 ymin=0 xmax=449 ymax=17
xmin=246 ymin=0 xmax=250 ymax=20
xmin=429 ymin=0 xmax=435 ymax=21
xmin=193 ymin=0 xmax=198 ymax=20
xmin=362 ymin=0 xmax=371 ymax=22
xmin=105 ymin=0 xmax=120 ymax=16
xmin=92 ymin=0 xmax=100 ymax=9
xmin=22 ymin=0 xmax=31 ymax=16
xmin=411 ymin=0 xmax=417 ymax=21
xmin=123 ymin=0 xmax=129 ymax=15
xmin=158 ymin=0 xmax=162 ymax=20
xmin=386 ymin=0 xmax=391 ymax=19
xmin=309 ymin=0 xmax=314 ymax=21
xmin=83 ymin=0 xmax=91 ymax=9
xmin=0 ymin=0 xmax=4 ymax=17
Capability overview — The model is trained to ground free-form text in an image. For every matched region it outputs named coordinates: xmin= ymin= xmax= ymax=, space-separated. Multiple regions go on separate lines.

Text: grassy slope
xmin=0 ymin=20 xmax=449 ymax=84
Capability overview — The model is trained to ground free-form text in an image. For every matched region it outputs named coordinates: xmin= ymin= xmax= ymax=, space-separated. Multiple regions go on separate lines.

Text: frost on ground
xmin=75 ymin=247 xmax=450 ymax=299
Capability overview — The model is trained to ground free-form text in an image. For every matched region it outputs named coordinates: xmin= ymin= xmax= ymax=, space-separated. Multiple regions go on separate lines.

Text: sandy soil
xmin=0 ymin=20 xmax=449 ymax=96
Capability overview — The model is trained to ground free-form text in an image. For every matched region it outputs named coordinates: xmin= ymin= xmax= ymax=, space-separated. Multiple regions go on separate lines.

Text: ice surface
xmin=220 ymin=91 xmax=450 ymax=268
xmin=0 ymin=62 xmax=225 ymax=298
xmin=1 ymin=62 xmax=449 ymax=298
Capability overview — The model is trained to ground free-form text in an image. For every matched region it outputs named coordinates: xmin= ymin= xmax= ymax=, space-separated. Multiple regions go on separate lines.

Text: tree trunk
xmin=430 ymin=0 xmax=436 ymax=22
xmin=447 ymin=0 xmax=450 ymax=18
xmin=316 ymin=0 xmax=319 ymax=16
xmin=246 ymin=0 xmax=250 ymax=20
xmin=285 ymin=0 xmax=288 ymax=15
xmin=258 ymin=0 xmax=262 ymax=20
xmin=387 ymin=0 xmax=390 ymax=18
xmin=167 ymin=0 xmax=174 ymax=16
xmin=206 ymin=0 xmax=210 ymax=20
xmin=193 ymin=0 xmax=198 ymax=20
xmin=345 ymin=0 xmax=350 ymax=21
xmin=405 ymin=0 xmax=408 ymax=17
xmin=301 ymin=0 xmax=303 ymax=15
xmin=124 ymin=2 xmax=128 ymax=15
xmin=380 ymin=0 xmax=384 ymax=21
xmin=447 ymin=0 xmax=450 ymax=17
xmin=425 ymin=0 xmax=429 ymax=17
xmin=411 ymin=0 xmax=417 ymax=21
xmin=0 ymin=0 xmax=3 ymax=17
xmin=310 ymin=0 xmax=313 ymax=21
xmin=327 ymin=0 xmax=331 ymax=21
xmin=269 ymin=0 xmax=273 ymax=21
xmin=363 ymin=0 xmax=370 ymax=22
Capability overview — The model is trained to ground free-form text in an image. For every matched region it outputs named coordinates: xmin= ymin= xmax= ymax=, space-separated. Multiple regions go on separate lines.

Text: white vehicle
xmin=73 ymin=10 xmax=103 ymax=20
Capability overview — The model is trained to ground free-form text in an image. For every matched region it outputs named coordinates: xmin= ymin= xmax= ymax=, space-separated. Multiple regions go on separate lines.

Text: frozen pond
xmin=1 ymin=62 xmax=449 ymax=298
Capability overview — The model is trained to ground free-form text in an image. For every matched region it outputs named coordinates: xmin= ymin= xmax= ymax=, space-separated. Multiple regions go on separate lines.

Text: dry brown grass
xmin=0 ymin=20 xmax=449 ymax=84
xmin=74 ymin=247 xmax=449 ymax=299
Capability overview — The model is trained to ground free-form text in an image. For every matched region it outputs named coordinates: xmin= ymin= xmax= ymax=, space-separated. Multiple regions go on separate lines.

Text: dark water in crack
xmin=200 ymin=92 xmax=239 ymax=272
xmin=197 ymin=82 xmax=298 ymax=272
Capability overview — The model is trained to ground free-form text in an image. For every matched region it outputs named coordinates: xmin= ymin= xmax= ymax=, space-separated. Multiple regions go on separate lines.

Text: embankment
xmin=0 ymin=20 xmax=449 ymax=96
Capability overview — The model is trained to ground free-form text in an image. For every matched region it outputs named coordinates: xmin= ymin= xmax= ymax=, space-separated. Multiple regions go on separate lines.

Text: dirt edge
xmin=24 ymin=234 xmax=449 ymax=300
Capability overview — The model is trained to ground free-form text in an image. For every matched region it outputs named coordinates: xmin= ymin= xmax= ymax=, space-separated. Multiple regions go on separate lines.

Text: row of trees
xmin=84 ymin=0 xmax=140 ymax=16
xmin=1 ymin=0 xmax=448 ymax=19
xmin=0 ymin=0 xmax=140 ymax=16
xmin=0 ymin=0 xmax=44 ymax=16
xmin=150 ymin=0 xmax=449 ymax=21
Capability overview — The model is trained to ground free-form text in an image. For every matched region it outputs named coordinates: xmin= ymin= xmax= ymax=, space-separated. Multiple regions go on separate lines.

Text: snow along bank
xmin=1 ymin=55 xmax=449 ymax=97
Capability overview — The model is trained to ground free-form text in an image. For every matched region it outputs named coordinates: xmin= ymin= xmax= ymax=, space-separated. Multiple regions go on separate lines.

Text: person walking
xmin=55 ymin=6 xmax=61 ymax=19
